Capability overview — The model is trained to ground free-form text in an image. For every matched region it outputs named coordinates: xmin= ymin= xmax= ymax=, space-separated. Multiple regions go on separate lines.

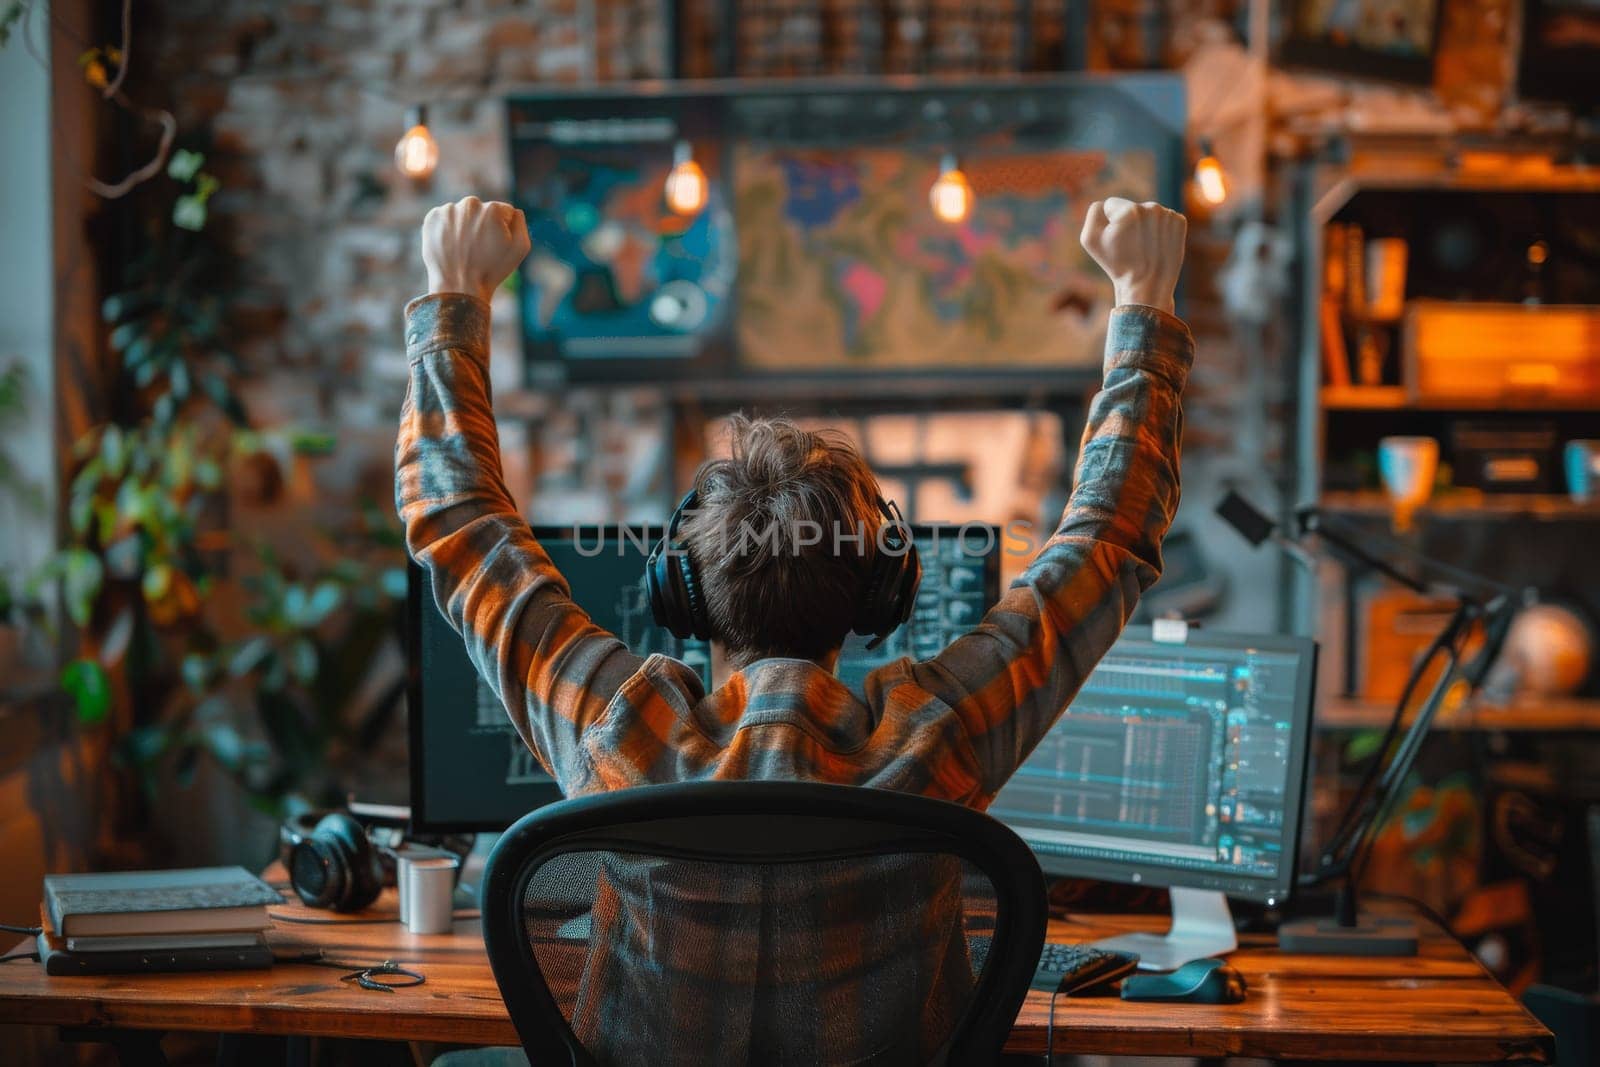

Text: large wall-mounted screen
xmin=506 ymin=75 xmax=1185 ymax=390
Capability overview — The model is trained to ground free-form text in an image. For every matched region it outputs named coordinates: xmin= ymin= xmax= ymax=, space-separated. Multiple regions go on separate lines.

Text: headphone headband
xmin=646 ymin=488 xmax=921 ymax=650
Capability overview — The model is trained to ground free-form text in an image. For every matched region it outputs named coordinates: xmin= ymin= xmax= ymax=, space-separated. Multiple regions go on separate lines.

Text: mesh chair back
xmin=480 ymin=782 xmax=1046 ymax=1067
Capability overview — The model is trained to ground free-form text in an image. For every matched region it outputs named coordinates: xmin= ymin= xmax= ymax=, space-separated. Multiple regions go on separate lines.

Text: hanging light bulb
xmin=395 ymin=106 xmax=440 ymax=181
xmin=1193 ymin=138 xmax=1228 ymax=207
xmin=929 ymin=153 xmax=974 ymax=225
xmin=664 ymin=140 xmax=708 ymax=217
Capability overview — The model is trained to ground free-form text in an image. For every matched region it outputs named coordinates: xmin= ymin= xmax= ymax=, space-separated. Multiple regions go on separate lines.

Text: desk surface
xmin=0 ymin=878 xmax=1554 ymax=1063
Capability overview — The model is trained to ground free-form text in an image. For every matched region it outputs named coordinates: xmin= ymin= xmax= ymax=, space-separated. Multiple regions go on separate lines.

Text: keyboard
xmin=1031 ymin=942 xmax=1141 ymax=995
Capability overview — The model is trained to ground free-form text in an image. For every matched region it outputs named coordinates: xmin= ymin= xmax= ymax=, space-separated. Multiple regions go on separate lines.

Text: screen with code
xmin=988 ymin=631 xmax=1314 ymax=899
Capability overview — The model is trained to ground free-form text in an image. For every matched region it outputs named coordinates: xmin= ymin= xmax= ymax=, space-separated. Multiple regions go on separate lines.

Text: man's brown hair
xmin=683 ymin=415 xmax=883 ymax=666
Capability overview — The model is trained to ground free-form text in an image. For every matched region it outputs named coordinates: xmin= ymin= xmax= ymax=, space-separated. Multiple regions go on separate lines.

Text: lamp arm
xmin=1304 ymin=602 xmax=1473 ymax=887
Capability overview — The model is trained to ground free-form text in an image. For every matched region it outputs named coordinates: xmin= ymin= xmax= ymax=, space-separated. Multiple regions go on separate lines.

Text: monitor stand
xmin=1091 ymin=887 xmax=1239 ymax=972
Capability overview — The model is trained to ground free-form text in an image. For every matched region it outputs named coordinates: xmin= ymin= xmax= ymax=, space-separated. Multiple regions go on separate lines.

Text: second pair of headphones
xmin=647 ymin=489 xmax=921 ymax=649
xmin=284 ymin=813 xmax=384 ymax=912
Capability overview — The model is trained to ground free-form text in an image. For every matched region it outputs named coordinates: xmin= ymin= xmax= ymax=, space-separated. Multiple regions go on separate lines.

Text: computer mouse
xmin=1119 ymin=958 xmax=1248 ymax=1004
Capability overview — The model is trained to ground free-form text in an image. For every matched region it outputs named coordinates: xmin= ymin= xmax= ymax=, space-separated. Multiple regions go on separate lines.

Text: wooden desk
xmin=0 ymin=884 xmax=1554 ymax=1063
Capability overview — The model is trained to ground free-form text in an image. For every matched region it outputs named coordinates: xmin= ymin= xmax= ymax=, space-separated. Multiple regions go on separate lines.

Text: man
xmin=398 ymin=194 xmax=1189 ymax=1061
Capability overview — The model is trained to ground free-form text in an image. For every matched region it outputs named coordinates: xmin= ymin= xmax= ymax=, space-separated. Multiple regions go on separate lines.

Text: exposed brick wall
xmin=140 ymin=0 xmax=1284 ymax=627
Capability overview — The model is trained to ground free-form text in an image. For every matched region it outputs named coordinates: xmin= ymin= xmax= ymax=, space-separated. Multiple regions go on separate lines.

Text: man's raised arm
xmin=907 ymin=198 xmax=1194 ymax=798
xmin=396 ymin=196 xmax=642 ymax=791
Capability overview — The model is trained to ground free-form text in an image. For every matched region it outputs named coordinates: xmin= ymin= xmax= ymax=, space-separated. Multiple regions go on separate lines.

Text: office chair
xmin=453 ymin=780 xmax=1047 ymax=1067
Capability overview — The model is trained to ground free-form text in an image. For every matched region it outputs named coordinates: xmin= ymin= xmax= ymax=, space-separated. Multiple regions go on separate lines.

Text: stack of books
xmin=38 ymin=866 xmax=281 ymax=975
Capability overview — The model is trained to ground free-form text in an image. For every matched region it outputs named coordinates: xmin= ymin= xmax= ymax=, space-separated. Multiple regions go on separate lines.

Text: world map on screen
xmin=732 ymin=145 xmax=1158 ymax=371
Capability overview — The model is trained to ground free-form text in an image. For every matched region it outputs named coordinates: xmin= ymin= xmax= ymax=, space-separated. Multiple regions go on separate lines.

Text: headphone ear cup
xmin=853 ymin=504 xmax=920 ymax=641
xmin=647 ymin=542 xmax=675 ymax=631
xmin=675 ymin=553 xmax=711 ymax=641
xmin=291 ymin=814 xmax=382 ymax=912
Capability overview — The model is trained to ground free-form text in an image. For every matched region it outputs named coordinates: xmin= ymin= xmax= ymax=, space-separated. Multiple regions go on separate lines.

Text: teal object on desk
xmin=1120 ymin=958 xmax=1248 ymax=1004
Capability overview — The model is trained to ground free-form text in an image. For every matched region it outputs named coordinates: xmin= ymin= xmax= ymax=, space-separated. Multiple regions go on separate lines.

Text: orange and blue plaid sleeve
xmin=395 ymin=293 xmax=641 ymax=792
xmin=902 ymin=304 xmax=1192 ymax=798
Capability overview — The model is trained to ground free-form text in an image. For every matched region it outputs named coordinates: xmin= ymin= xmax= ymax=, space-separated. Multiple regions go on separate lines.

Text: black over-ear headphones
xmin=647 ymin=490 xmax=921 ymax=649
xmin=285 ymin=813 xmax=385 ymax=912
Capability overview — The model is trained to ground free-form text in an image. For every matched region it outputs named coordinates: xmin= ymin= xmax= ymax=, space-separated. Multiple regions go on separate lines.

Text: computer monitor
xmin=987 ymin=626 xmax=1317 ymax=970
xmin=408 ymin=522 xmax=1001 ymax=832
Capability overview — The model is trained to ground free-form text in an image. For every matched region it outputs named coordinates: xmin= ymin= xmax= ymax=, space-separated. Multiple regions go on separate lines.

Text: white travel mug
xmin=400 ymin=853 xmax=459 ymax=935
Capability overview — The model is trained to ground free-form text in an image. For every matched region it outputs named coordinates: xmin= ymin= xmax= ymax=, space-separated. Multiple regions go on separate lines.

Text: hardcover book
xmin=44 ymin=866 xmax=281 ymax=938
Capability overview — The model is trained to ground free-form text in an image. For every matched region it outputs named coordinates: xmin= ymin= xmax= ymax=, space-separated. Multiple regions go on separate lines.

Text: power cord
xmin=1 ymin=922 xmax=45 ymax=965
xmin=1044 ymin=987 xmax=1063 ymax=1067
xmin=267 ymin=908 xmax=479 ymax=925
xmin=271 ymin=950 xmax=425 ymax=992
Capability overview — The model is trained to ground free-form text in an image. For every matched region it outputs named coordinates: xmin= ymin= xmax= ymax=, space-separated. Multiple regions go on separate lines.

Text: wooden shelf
xmin=1320 ymin=696 xmax=1600 ymax=732
xmin=1320 ymin=386 xmax=1599 ymax=413
xmin=1321 ymin=386 xmax=1409 ymax=410
xmin=1319 ymin=490 xmax=1600 ymax=521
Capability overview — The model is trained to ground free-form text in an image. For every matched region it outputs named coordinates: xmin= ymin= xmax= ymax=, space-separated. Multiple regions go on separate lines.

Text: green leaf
xmin=69 ymin=492 xmax=93 ymax=536
xmin=304 ymin=580 xmax=343 ymax=626
xmin=181 ymin=652 xmax=212 ymax=692
xmin=60 ymin=658 xmax=111 ymax=725
xmin=141 ymin=562 xmax=173 ymax=604
xmin=282 ymin=584 xmax=307 ymax=626
xmin=379 ymin=567 xmax=408 ymax=601
xmin=1344 ymin=730 xmax=1387 ymax=765
xmin=228 ymin=636 xmax=272 ymax=678
xmin=99 ymin=425 xmax=126 ymax=477
xmin=153 ymin=392 xmax=176 ymax=425
xmin=61 ymin=548 xmax=103 ymax=627
xmin=167 ymin=148 xmax=205 ymax=182
xmin=201 ymin=722 xmax=245 ymax=770
xmin=288 ymin=637 xmax=318 ymax=684
xmin=169 ymin=360 xmax=191 ymax=398
xmin=102 ymin=533 xmax=144 ymax=580
xmin=172 ymin=195 xmax=207 ymax=232
xmin=288 ymin=431 xmax=336 ymax=456
xmin=194 ymin=458 xmax=221 ymax=490
xmin=109 ymin=322 xmax=141 ymax=353
xmin=202 ymin=374 xmax=248 ymax=425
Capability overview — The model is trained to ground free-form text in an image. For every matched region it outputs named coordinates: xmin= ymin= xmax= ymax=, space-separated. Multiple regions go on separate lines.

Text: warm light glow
xmin=929 ymin=154 xmax=973 ymax=224
xmin=395 ymin=107 xmax=439 ymax=181
xmin=665 ymin=141 xmax=708 ymax=217
xmin=1194 ymin=153 xmax=1228 ymax=206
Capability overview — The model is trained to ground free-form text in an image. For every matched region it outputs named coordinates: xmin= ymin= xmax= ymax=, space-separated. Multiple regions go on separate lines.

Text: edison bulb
xmin=665 ymin=141 xmax=708 ymax=217
xmin=1194 ymin=153 xmax=1227 ymax=207
xmin=929 ymin=155 xmax=973 ymax=224
xmin=395 ymin=107 xmax=439 ymax=181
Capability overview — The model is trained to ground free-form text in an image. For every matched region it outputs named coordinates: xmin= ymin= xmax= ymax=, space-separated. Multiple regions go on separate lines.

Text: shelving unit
xmin=1319 ymin=696 xmax=1600 ymax=732
xmin=1287 ymin=149 xmax=1600 ymax=713
xmin=1319 ymin=490 xmax=1600 ymax=522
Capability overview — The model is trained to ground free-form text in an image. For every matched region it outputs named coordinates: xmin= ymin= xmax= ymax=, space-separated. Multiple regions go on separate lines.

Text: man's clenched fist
xmin=421 ymin=196 xmax=531 ymax=304
xmin=1080 ymin=197 xmax=1187 ymax=314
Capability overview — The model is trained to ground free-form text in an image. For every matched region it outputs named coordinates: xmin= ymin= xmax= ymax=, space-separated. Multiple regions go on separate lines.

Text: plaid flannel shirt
xmin=397 ymin=292 xmax=1191 ymax=1062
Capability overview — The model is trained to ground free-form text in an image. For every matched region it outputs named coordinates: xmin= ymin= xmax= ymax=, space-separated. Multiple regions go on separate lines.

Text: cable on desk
xmin=1045 ymin=986 xmax=1062 ymax=1067
xmin=0 ymin=923 xmax=43 ymax=936
xmin=267 ymin=908 xmax=480 ymax=925
xmin=272 ymin=950 xmax=425 ymax=992
xmin=1362 ymin=890 xmax=1469 ymax=952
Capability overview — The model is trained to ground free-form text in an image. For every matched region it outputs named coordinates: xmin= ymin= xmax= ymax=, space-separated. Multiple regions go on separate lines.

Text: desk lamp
xmin=1218 ymin=492 xmax=1521 ymax=956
